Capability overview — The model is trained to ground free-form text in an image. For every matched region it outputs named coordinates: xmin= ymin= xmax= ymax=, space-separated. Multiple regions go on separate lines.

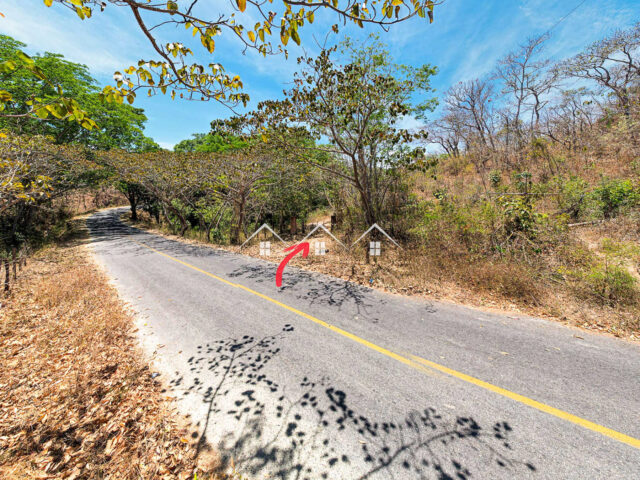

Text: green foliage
xmin=0 ymin=131 xmax=100 ymax=259
xmin=218 ymin=35 xmax=437 ymax=226
xmin=513 ymin=171 xmax=533 ymax=194
xmin=600 ymin=237 xmax=640 ymax=260
xmin=174 ymin=133 xmax=245 ymax=153
xmin=489 ymin=170 xmax=501 ymax=187
xmin=0 ymin=35 xmax=158 ymax=151
xmin=554 ymin=175 xmax=590 ymax=220
xmin=0 ymin=35 xmax=97 ymax=131
xmin=593 ymin=177 xmax=638 ymax=219
xmin=412 ymin=198 xmax=493 ymax=254
xmin=583 ymin=262 xmax=637 ymax=306
xmin=498 ymin=196 xmax=541 ymax=237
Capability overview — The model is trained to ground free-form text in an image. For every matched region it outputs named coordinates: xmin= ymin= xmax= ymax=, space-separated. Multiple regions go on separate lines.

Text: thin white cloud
xmin=0 ymin=0 xmax=144 ymax=75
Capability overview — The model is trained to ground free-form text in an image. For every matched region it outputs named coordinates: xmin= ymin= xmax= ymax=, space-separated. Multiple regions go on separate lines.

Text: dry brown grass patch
xmin=0 ymin=230 xmax=227 ymax=479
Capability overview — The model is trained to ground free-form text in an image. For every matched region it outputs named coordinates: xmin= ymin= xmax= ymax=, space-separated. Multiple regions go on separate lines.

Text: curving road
xmin=88 ymin=208 xmax=640 ymax=479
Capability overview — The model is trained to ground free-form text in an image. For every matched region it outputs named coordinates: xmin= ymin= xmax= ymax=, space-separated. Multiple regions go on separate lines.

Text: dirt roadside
xmin=0 ymin=219 xmax=233 ymax=479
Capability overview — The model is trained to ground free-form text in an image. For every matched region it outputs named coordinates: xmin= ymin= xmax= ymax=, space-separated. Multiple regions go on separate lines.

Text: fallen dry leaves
xmin=0 ymin=240 xmax=224 ymax=479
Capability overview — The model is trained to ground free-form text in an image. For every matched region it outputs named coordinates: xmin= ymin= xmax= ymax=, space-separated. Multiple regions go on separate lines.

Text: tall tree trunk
xmin=231 ymin=194 xmax=246 ymax=245
xmin=3 ymin=258 xmax=10 ymax=293
xmin=11 ymin=248 xmax=17 ymax=281
xmin=128 ymin=191 xmax=138 ymax=221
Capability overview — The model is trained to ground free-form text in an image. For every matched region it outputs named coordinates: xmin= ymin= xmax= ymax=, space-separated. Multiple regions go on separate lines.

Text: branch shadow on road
xmin=169 ymin=325 xmax=537 ymax=480
xmin=87 ymin=210 xmax=433 ymax=326
xmin=228 ymin=263 xmax=383 ymax=324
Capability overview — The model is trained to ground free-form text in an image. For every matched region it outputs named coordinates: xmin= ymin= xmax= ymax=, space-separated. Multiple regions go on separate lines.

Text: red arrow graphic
xmin=276 ymin=242 xmax=309 ymax=287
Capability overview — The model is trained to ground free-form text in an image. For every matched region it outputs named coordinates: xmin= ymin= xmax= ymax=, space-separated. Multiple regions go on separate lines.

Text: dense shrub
xmin=554 ymin=175 xmax=591 ymax=220
xmin=583 ymin=263 xmax=638 ymax=306
xmin=593 ymin=178 xmax=638 ymax=219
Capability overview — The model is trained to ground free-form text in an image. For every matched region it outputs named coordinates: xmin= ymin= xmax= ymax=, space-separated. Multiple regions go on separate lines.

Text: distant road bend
xmin=88 ymin=208 xmax=640 ymax=479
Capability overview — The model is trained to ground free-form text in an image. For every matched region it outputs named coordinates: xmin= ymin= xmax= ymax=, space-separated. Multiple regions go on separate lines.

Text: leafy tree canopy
xmin=213 ymin=35 xmax=437 ymax=224
xmin=0 ymin=34 xmax=159 ymax=151
xmin=174 ymin=132 xmax=246 ymax=153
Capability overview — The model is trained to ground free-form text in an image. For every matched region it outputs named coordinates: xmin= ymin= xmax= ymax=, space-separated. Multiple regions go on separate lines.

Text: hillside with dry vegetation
xmin=122 ymin=27 xmax=640 ymax=339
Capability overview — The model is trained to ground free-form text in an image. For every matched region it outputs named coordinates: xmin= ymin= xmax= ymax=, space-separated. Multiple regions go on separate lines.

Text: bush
xmin=593 ymin=178 xmax=638 ymax=219
xmin=554 ymin=175 xmax=590 ymax=220
xmin=583 ymin=262 xmax=638 ymax=306
xmin=498 ymin=196 xmax=541 ymax=238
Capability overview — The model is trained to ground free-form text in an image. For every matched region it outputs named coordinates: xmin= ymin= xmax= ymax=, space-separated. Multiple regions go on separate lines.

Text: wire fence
xmin=1 ymin=246 xmax=31 ymax=295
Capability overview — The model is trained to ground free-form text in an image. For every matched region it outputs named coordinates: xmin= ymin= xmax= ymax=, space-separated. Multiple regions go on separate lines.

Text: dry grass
xmin=125 ymin=212 xmax=639 ymax=342
xmin=0 ymin=223 xmax=229 ymax=479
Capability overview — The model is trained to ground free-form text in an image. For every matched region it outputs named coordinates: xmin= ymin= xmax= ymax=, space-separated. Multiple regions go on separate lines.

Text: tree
xmin=220 ymin=37 xmax=437 ymax=227
xmin=0 ymin=35 xmax=96 ymax=131
xmin=542 ymin=87 xmax=598 ymax=153
xmin=43 ymin=0 xmax=439 ymax=107
xmin=0 ymin=35 xmax=159 ymax=151
xmin=174 ymin=132 xmax=245 ymax=153
xmin=0 ymin=131 xmax=99 ymax=291
xmin=494 ymin=34 xmax=556 ymax=145
xmin=444 ymin=79 xmax=496 ymax=152
xmin=559 ymin=22 xmax=640 ymax=119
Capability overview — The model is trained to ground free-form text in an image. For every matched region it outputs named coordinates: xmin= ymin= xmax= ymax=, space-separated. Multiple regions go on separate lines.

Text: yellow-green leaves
xmin=43 ymin=0 xmax=53 ymax=6
xmin=74 ymin=0 xmax=439 ymax=110
xmin=280 ymin=29 xmax=289 ymax=46
xmin=16 ymin=51 xmax=34 ymax=65
xmin=0 ymin=46 xmax=96 ymax=130
xmin=290 ymin=29 xmax=301 ymax=46
xmin=201 ymin=36 xmax=215 ymax=53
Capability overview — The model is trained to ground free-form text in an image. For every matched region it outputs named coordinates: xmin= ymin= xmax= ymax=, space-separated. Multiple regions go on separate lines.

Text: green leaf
xmin=290 ymin=28 xmax=301 ymax=46
xmin=16 ymin=51 xmax=34 ymax=65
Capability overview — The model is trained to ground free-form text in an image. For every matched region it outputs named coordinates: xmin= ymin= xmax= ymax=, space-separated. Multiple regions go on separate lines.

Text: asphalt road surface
xmin=88 ymin=208 xmax=640 ymax=479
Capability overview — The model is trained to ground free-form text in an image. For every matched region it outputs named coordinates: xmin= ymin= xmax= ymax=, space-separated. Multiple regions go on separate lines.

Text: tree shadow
xmin=173 ymin=326 xmax=537 ymax=480
xmin=228 ymin=263 xmax=383 ymax=324
xmin=88 ymin=209 xmax=436 ymax=326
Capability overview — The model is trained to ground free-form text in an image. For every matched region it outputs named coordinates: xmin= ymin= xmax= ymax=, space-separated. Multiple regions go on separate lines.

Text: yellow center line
xmin=132 ymin=238 xmax=640 ymax=450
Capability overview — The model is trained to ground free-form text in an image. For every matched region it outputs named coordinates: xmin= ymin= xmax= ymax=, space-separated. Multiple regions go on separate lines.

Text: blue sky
xmin=1 ymin=0 xmax=638 ymax=149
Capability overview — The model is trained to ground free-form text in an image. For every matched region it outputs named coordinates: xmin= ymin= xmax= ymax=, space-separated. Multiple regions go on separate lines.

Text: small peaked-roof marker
xmin=241 ymin=224 xmax=286 ymax=249
xmin=351 ymin=223 xmax=401 ymax=249
xmin=300 ymin=223 xmax=347 ymax=249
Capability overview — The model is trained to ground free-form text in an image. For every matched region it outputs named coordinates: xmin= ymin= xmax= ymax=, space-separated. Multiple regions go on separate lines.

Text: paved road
xmin=88 ymin=208 xmax=640 ymax=479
